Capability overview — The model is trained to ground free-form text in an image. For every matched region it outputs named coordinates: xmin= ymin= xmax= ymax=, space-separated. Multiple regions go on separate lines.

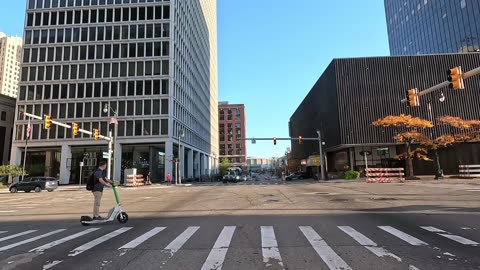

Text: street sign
xmin=359 ymin=151 xmax=371 ymax=156
xmin=252 ymin=139 xmax=256 ymax=144
xmin=102 ymin=151 xmax=110 ymax=159
xmin=79 ymin=162 xmax=84 ymax=167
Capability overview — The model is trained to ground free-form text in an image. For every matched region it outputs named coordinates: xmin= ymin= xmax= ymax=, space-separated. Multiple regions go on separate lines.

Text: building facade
xmin=0 ymin=33 xmax=22 ymax=98
xmin=218 ymin=102 xmax=246 ymax=167
xmin=246 ymin=157 xmax=273 ymax=171
xmin=0 ymin=94 xmax=16 ymax=165
xmin=11 ymin=0 xmax=218 ymax=184
xmin=385 ymin=0 xmax=480 ymax=55
xmin=289 ymin=53 xmax=480 ymax=177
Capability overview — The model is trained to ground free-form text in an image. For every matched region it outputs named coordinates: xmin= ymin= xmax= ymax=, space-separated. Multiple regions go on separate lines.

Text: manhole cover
xmin=330 ymin=198 xmax=349 ymax=202
xmin=370 ymin=197 xmax=397 ymax=201
xmin=265 ymin=199 xmax=279 ymax=203
xmin=314 ymin=192 xmax=330 ymax=195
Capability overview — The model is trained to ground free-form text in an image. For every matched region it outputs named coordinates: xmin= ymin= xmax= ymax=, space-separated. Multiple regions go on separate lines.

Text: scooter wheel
xmin=117 ymin=212 xmax=128 ymax=224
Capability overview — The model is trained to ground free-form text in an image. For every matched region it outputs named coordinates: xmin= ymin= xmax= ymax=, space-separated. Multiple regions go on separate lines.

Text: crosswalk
xmin=0 ymin=224 xmax=478 ymax=269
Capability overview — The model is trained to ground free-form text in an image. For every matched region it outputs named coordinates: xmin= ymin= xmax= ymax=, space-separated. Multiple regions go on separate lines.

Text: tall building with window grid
xmin=218 ymin=102 xmax=246 ymax=168
xmin=10 ymin=0 xmax=218 ymax=184
xmin=384 ymin=0 xmax=480 ymax=55
xmin=0 ymin=33 xmax=22 ymax=98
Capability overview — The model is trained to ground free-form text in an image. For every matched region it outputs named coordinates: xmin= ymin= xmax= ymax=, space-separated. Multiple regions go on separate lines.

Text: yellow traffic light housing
xmin=406 ymin=88 xmax=419 ymax=107
xmin=273 ymin=137 xmax=277 ymax=145
xmin=72 ymin=122 xmax=79 ymax=136
xmin=44 ymin=115 xmax=52 ymax=129
xmin=93 ymin=128 xmax=99 ymax=140
xmin=298 ymin=136 xmax=303 ymax=144
xmin=447 ymin=66 xmax=464 ymax=90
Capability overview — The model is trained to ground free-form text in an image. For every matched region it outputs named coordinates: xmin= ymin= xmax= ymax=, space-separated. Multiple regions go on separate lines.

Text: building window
xmin=0 ymin=111 xmax=6 ymax=121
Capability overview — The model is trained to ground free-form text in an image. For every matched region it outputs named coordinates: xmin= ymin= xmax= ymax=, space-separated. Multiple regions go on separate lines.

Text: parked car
xmin=9 ymin=177 xmax=58 ymax=193
xmin=285 ymin=172 xmax=307 ymax=181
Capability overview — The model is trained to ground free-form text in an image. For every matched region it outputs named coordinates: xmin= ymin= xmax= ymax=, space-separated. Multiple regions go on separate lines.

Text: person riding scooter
xmin=92 ymin=161 xmax=112 ymax=220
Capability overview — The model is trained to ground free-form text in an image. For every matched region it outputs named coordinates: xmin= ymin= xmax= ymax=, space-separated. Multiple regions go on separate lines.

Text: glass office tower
xmin=385 ymin=0 xmax=480 ymax=55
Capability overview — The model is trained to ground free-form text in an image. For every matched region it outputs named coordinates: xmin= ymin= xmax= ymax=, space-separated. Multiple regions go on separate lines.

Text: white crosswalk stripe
xmin=68 ymin=227 xmax=132 ymax=257
xmin=421 ymin=226 xmax=479 ymax=246
xmin=119 ymin=227 xmax=165 ymax=250
xmin=0 ymin=231 xmax=7 ymax=235
xmin=29 ymin=228 xmax=101 ymax=253
xmin=378 ymin=226 xmax=428 ymax=246
xmin=0 ymin=230 xmax=37 ymax=243
xmin=261 ymin=226 xmax=284 ymax=268
xmin=0 ymin=229 xmax=66 ymax=252
xmin=299 ymin=226 xmax=352 ymax=270
xmin=338 ymin=226 xmax=402 ymax=262
xmin=200 ymin=226 xmax=236 ymax=270
xmin=156 ymin=226 xmax=199 ymax=268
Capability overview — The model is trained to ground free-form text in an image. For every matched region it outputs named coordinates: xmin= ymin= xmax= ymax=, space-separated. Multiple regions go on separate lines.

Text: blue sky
xmin=0 ymin=1 xmax=390 ymax=158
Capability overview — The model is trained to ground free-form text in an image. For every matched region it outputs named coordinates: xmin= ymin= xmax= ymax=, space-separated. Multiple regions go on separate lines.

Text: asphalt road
xmin=0 ymin=178 xmax=479 ymax=270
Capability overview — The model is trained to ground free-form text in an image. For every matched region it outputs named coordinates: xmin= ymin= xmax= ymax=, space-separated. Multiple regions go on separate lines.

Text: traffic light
xmin=447 ymin=66 xmax=464 ymax=90
xmin=93 ymin=128 xmax=99 ymax=140
xmin=273 ymin=137 xmax=277 ymax=145
xmin=406 ymin=88 xmax=419 ymax=107
xmin=44 ymin=115 xmax=52 ymax=129
xmin=298 ymin=136 xmax=303 ymax=144
xmin=72 ymin=122 xmax=79 ymax=136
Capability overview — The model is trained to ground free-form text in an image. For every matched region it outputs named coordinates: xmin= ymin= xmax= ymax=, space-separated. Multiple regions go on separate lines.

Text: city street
xmin=0 ymin=179 xmax=480 ymax=270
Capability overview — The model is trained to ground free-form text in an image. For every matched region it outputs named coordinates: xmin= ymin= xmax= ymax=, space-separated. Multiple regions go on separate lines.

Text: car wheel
xmin=34 ymin=186 xmax=42 ymax=193
xmin=299 ymin=176 xmax=303 ymax=180
xmin=48 ymin=189 xmax=54 ymax=192
xmin=9 ymin=186 xmax=18 ymax=193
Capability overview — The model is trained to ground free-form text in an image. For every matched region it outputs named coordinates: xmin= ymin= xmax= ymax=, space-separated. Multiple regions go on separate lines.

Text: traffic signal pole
xmin=401 ymin=65 xmax=480 ymax=103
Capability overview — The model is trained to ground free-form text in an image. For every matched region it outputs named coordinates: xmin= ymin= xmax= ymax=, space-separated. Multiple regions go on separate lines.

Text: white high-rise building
xmin=10 ymin=0 xmax=218 ymax=184
xmin=0 ymin=33 xmax=22 ymax=98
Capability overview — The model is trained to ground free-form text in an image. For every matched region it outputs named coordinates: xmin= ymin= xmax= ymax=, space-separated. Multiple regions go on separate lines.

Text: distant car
xmin=285 ymin=172 xmax=307 ymax=181
xmin=223 ymin=172 xmax=241 ymax=183
xmin=9 ymin=177 xmax=58 ymax=193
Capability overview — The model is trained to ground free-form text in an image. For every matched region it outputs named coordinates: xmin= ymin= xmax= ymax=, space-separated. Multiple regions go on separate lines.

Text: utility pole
xmin=316 ymin=130 xmax=326 ymax=180
xmin=427 ymin=101 xmax=444 ymax=180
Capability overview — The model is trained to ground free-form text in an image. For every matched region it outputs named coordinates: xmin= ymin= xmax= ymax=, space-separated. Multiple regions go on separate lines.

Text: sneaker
xmin=93 ymin=216 xmax=104 ymax=220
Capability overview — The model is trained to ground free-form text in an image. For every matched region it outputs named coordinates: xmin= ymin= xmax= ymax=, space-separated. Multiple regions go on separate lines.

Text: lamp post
xmin=316 ymin=130 xmax=326 ymax=180
xmin=427 ymin=92 xmax=445 ymax=180
xmin=177 ymin=129 xmax=185 ymax=184
xmin=103 ymin=104 xmax=118 ymax=182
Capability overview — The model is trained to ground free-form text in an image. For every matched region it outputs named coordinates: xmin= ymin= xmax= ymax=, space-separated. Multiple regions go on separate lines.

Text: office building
xmin=290 ymin=53 xmax=480 ymax=177
xmin=0 ymin=33 xmax=22 ymax=98
xmin=218 ymin=102 xmax=246 ymax=168
xmin=10 ymin=0 xmax=218 ymax=184
xmin=0 ymin=94 xmax=15 ymax=164
xmin=384 ymin=0 xmax=480 ymax=55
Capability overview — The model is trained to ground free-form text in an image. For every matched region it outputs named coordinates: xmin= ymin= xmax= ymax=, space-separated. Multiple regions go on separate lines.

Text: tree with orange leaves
xmin=438 ymin=116 xmax=480 ymax=142
xmin=373 ymin=114 xmax=433 ymax=178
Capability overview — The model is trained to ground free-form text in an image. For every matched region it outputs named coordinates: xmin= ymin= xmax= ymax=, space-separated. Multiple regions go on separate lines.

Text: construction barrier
xmin=125 ymin=174 xmax=145 ymax=187
xmin=366 ymin=168 xmax=405 ymax=183
xmin=459 ymin=164 xmax=480 ymax=178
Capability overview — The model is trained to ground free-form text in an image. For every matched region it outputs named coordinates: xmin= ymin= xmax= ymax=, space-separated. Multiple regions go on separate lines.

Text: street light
xmin=177 ymin=129 xmax=185 ymax=184
xmin=103 ymin=104 xmax=118 ymax=182
xmin=316 ymin=130 xmax=326 ymax=180
xmin=427 ymin=93 xmax=445 ymax=180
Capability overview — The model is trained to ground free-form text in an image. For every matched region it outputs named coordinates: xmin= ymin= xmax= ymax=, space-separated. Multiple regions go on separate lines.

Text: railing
xmin=459 ymin=165 xmax=480 ymax=178
xmin=366 ymin=168 xmax=405 ymax=183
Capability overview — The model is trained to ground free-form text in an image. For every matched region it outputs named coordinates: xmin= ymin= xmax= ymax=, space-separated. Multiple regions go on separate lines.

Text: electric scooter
xmin=80 ymin=183 xmax=128 ymax=226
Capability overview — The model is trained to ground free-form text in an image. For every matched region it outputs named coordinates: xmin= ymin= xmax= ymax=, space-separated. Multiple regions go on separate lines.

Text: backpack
xmin=86 ymin=172 xmax=95 ymax=191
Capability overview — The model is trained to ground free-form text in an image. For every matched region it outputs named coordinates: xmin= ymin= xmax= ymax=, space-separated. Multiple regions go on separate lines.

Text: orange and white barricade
xmin=365 ymin=168 xmax=405 ymax=183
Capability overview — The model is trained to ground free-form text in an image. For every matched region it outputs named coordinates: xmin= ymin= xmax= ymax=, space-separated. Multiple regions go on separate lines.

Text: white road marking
xmin=261 ymin=226 xmax=284 ymax=268
xmin=30 ymin=228 xmax=101 ymax=252
xmin=0 ymin=229 xmax=65 ymax=251
xmin=164 ymin=226 xmax=200 ymax=252
xmin=200 ymin=226 xmax=236 ymax=270
xmin=421 ymin=226 xmax=479 ymax=246
xmin=119 ymin=227 xmax=165 ymax=249
xmin=0 ymin=230 xmax=37 ymax=243
xmin=338 ymin=226 xmax=402 ymax=262
xmin=0 ymin=210 xmax=17 ymax=213
xmin=68 ymin=227 xmax=132 ymax=257
xmin=378 ymin=226 xmax=428 ymax=246
xmin=0 ymin=231 xmax=7 ymax=235
xmin=42 ymin=260 xmax=63 ymax=270
xmin=299 ymin=226 xmax=352 ymax=270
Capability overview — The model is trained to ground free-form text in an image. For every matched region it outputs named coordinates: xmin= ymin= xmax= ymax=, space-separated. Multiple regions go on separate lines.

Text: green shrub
xmin=344 ymin=170 xmax=360 ymax=180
